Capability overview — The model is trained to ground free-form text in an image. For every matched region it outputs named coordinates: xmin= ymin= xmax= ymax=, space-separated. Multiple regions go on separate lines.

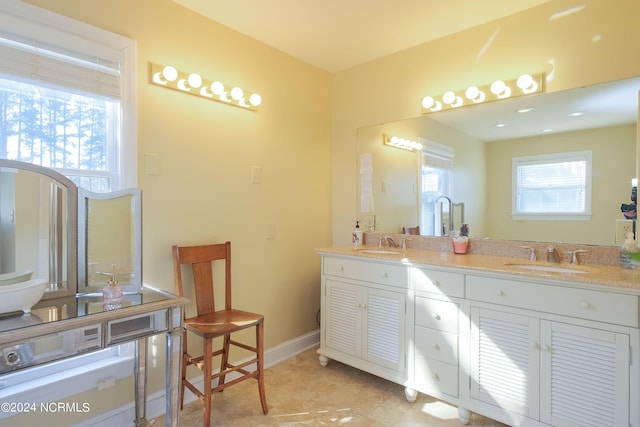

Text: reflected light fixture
xmin=421 ymin=73 xmax=544 ymax=115
xmin=149 ymin=63 xmax=262 ymax=111
xmin=383 ymin=134 xmax=422 ymax=151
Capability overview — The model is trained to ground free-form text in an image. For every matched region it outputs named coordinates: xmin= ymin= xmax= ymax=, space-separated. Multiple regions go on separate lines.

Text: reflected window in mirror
xmin=513 ymin=150 xmax=592 ymax=220
xmin=0 ymin=2 xmax=137 ymax=191
xmin=420 ymin=140 xmax=453 ymax=235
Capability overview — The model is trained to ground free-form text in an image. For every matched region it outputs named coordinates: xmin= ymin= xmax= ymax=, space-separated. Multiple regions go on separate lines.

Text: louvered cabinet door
xmin=364 ymin=287 xmax=406 ymax=372
xmin=325 ymin=279 xmax=362 ymax=358
xmin=470 ymin=307 xmax=540 ymax=419
xmin=539 ymin=321 xmax=630 ymax=427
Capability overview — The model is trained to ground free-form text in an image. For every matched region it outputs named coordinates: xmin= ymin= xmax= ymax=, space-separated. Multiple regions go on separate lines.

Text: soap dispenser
xmin=620 ymin=232 xmax=640 ymax=269
xmin=352 ymin=221 xmax=363 ymax=247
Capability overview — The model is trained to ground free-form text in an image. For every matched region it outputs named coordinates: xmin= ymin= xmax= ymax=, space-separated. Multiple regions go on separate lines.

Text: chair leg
xmin=257 ymin=321 xmax=268 ymax=414
xmin=218 ymin=333 xmax=231 ymax=389
xmin=203 ymin=338 xmax=213 ymax=427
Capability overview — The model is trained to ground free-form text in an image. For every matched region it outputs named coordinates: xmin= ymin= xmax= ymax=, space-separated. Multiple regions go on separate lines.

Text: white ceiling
xmin=171 ymin=0 xmax=553 ymax=73
xmin=171 ymin=0 xmax=639 ymax=140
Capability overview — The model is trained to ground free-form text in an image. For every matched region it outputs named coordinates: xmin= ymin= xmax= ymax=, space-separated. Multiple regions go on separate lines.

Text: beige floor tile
xmin=151 ymin=347 xmax=508 ymax=426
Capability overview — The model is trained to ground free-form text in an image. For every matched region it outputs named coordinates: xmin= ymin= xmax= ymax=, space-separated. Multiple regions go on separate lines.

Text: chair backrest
xmin=402 ymin=226 xmax=420 ymax=235
xmin=172 ymin=242 xmax=232 ymax=316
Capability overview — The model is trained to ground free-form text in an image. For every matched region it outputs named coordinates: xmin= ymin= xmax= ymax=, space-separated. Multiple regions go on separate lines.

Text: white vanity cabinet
xmin=317 ymin=249 xmax=640 ymax=427
xmin=466 ymin=274 xmax=638 ymax=427
xmin=409 ymin=267 xmax=465 ymax=401
xmin=318 ymin=255 xmax=409 ymax=384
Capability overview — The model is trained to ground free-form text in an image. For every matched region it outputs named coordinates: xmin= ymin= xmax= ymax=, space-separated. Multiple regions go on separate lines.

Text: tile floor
xmin=151 ymin=346 xmax=508 ymax=426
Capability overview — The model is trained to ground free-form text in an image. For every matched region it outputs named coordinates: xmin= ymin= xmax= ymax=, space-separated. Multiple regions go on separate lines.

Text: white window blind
xmin=0 ymin=0 xmax=137 ymax=189
xmin=422 ymin=139 xmax=454 ymax=169
xmin=512 ymin=150 xmax=592 ymax=220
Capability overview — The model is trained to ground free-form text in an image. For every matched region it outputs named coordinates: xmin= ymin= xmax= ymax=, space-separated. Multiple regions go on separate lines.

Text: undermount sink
xmin=357 ymin=249 xmax=402 ymax=255
xmin=506 ymin=263 xmax=587 ymax=274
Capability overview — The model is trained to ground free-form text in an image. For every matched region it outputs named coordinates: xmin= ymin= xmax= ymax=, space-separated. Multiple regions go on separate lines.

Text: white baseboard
xmin=80 ymin=329 xmax=320 ymax=426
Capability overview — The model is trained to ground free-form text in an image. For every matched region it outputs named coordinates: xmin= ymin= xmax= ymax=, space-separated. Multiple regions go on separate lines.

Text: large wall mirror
xmin=78 ymin=188 xmax=142 ymax=294
xmin=0 ymin=159 xmax=77 ymax=298
xmin=357 ymin=77 xmax=640 ymax=245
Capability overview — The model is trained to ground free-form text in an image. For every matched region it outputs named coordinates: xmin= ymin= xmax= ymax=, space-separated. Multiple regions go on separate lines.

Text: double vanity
xmin=317 ymin=238 xmax=640 ymax=427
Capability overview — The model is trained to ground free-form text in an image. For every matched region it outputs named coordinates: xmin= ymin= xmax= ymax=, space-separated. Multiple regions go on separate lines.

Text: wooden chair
xmin=172 ymin=242 xmax=268 ymax=427
xmin=402 ymin=226 xmax=420 ymax=235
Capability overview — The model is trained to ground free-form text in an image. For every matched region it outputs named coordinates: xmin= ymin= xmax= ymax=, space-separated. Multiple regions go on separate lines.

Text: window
xmin=420 ymin=139 xmax=453 ymax=235
xmin=0 ymin=0 xmax=137 ymax=191
xmin=512 ymin=150 xmax=592 ymax=220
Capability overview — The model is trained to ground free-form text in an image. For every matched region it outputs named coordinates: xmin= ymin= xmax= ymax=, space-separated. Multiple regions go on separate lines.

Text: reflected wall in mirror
xmin=78 ymin=188 xmax=142 ymax=293
xmin=0 ymin=160 xmax=77 ymax=297
xmin=357 ymin=77 xmax=640 ymax=245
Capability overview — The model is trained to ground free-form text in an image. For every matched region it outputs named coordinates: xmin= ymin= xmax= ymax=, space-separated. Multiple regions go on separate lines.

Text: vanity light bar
xmin=421 ymin=73 xmax=544 ymax=115
xmin=383 ymin=134 xmax=422 ymax=151
xmin=149 ymin=63 xmax=262 ymax=111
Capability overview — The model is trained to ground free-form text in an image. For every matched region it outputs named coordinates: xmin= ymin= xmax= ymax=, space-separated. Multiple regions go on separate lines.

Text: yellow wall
xmin=18 ymin=0 xmax=332 ymax=422
xmin=332 ymin=0 xmax=640 ymax=244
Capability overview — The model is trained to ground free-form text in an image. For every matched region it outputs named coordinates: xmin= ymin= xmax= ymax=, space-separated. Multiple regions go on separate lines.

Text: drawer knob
xmin=531 ymin=342 xmax=539 ymax=349
xmin=433 ymin=344 xmax=440 ymax=351
xmin=581 ymin=301 xmax=591 ymax=309
xmin=338 ymin=266 xmax=344 ymax=271
xmin=432 ymin=373 xmax=440 ymax=381
xmin=382 ymin=272 xmax=388 ymax=278
xmin=434 ymin=313 xmax=441 ymax=321
xmin=497 ymin=289 xmax=505 ymax=296
xmin=433 ymin=280 xmax=441 ymax=287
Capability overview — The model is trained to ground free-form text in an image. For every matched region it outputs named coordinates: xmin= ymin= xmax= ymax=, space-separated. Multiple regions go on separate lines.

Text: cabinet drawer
xmin=410 ymin=267 xmax=465 ymax=298
xmin=415 ymin=297 xmax=458 ymax=333
xmin=323 ymin=256 xmax=407 ymax=288
xmin=466 ymin=275 xmax=639 ymax=327
xmin=415 ymin=325 xmax=457 ymax=363
xmin=414 ymin=355 xmax=458 ymax=397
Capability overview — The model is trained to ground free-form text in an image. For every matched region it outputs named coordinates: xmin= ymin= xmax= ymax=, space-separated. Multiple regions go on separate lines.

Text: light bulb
xmin=211 ymin=81 xmax=225 ymax=95
xmin=187 ymin=73 xmax=202 ymax=88
xmin=443 ymin=91 xmax=456 ymax=105
xmin=249 ymin=93 xmax=262 ymax=106
xmin=421 ymin=96 xmax=435 ymax=109
xmin=490 ymin=80 xmax=511 ymax=98
xmin=517 ymin=74 xmax=537 ymax=93
xmin=490 ymin=80 xmax=506 ymax=95
xmin=230 ymin=87 xmax=243 ymax=100
xmin=162 ymin=66 xmax=178 ymax=82
xmin=465 ymin=86 xmax=485 ymax=103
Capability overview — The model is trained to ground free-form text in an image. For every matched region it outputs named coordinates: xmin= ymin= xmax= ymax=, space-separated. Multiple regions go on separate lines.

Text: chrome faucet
xmin=570 ymin=249 xmax=589 ymax=265
xmin=384 ymin=236 xmax=399 ymax=248
xmin=521 ymin=246 xmax=537 ymax=261
xmin=401 ymin=238 xmax=412 ymax=251
xmin=547 ymin=246 xmax=560 ymax=263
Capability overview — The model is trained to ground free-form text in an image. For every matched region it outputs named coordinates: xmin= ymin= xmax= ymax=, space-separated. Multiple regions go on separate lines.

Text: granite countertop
xmin=317 ymin=245 xmax=640 ymax=293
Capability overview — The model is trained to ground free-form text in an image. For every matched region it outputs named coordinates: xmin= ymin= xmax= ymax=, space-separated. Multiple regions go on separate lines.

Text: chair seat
xmin=185 ymin=309 xmax=264 ymax=337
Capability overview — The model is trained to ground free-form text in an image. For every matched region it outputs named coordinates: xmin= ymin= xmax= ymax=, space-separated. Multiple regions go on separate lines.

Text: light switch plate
xmin=252 ymin=165 xmax=262 ymax=184
xmin=144 ymin=152 xmax=161 ymax=175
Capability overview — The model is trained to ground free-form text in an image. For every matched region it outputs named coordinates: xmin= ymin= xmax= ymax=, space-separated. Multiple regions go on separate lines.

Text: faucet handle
xmin=570 ymin=249 xmax=589 ymax=265
xmin=521 ymin=246 xmax=537 ymax=261
xmin=401 ymin=238 xmax=412 ymax=251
